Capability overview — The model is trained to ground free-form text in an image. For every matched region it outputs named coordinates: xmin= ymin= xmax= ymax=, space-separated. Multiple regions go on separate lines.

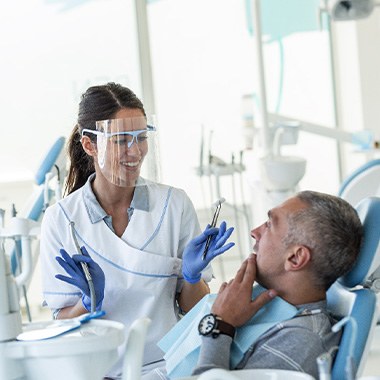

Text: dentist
xmin=40 ymin=82 xmax=234 ymax=379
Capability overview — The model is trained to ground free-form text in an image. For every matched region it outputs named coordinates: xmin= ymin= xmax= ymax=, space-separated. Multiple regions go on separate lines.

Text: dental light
xmin=328 ymin=0 xmax=375 ymax=21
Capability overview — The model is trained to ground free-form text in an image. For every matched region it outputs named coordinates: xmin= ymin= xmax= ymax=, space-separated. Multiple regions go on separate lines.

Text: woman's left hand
xmin=182 ymin=221 xmax=235 ymax=283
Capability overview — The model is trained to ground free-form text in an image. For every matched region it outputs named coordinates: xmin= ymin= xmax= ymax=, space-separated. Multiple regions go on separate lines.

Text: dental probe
xmin=69 ymin=222 xmax=96 ymax=313
xmin=202 ymin=197 xmax=226 ymax=260
xmin=316 ymin=352 xmax=332 ymax=380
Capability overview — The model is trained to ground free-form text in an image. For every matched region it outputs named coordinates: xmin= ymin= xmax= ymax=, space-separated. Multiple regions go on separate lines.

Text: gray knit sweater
xmin=192 ymin=300 xmax=341 ymax=380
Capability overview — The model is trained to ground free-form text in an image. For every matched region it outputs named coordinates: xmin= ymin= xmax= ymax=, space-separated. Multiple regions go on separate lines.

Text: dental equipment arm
xmin=0 ymin=240 xmax=22 ymax=342
xmin=317 ymin=352 xmax=332 ymax=380
xmin=5 ymin=217 xmax=39 ymax=288
xmin=182 ymin=220 xmax=235 ymax=284
xmin=55 ymin=247 xmax=105 ymax=314
xmin=0 ymin=216 xmax=39 ymax=342
xmin=267 ymin=113 xmax=374 ymax=150
xmin=54 ymin=164 xmax=62 ymax=200
xmin=43 ymin=172 xmax=53 ymax=212
xmin=0 ymin=209 xmax=5 ymax=228
xmin=331 ymin=316 xmax=357 ymax=380
xmin=317 ymin=347 xmax=339 ymax=380
xmin=317 ymin=316 xmax=357 ymax=380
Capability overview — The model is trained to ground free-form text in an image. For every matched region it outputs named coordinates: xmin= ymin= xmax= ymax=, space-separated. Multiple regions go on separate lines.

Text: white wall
xmin=333 ymin=8 xmax=380 ymax=178
xmin=2 ymin=0 xmax=374 ymax=209
xmin=147 ymin=0 xmax=341 ymax=215
xmin=0 ymin=0 xmax=141 ymax=186
xmin=2 ymin=0 xmax=380 ymax=314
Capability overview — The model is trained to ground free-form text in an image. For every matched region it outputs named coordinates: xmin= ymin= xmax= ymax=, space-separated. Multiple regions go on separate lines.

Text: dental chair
xmin=339 ymin=158 xmax=380 ymax=328
xmin=339 ymin=159 xmax=380 ymax=207
xmin=7 ymin=136 xmax=66 ymax=321
xmin=10 ymin=136 xmax=66 ymax=275
xmin=327 ymin=196 xmax=380 ymax=380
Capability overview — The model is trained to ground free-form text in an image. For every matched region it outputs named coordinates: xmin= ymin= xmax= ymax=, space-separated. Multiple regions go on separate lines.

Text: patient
xmin=192 ymin=190 xmax=363 ymax=379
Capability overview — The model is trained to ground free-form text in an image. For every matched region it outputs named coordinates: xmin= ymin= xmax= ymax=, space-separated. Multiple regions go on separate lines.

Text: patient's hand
xmin=211 ymin=255 xmax=277 ymax=327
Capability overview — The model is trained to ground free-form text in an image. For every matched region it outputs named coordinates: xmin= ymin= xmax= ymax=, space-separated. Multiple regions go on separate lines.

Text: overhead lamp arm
xmin=268 ymin=112 xmax=374 ymax=150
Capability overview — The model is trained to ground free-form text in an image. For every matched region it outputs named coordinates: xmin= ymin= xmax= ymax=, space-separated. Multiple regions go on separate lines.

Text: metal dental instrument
xmin=69 ymin=222 xmax=96 ymax=313
xmin=202 ymin=197 xmax=225 ymax=260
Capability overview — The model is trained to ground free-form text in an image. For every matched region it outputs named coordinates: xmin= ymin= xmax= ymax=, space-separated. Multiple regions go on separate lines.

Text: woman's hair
xmin=282 ymin=190 xmax=363 ymax=290
xmin=65 ymin=82 xmax=145 ymax=195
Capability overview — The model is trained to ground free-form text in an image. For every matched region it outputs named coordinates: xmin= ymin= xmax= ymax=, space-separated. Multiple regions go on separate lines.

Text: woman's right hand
xmin=55 ymin=247 xmax=105 ymax=312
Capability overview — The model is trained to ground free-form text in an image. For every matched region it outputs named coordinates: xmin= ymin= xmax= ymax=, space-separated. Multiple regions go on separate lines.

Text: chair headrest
xmin=339 ymin=159 xmax=380 ymax=197
xmin=35 ymin=136 xmax=66 ymax=185
xmin=338 ymin=197 xmax=380 ymax=288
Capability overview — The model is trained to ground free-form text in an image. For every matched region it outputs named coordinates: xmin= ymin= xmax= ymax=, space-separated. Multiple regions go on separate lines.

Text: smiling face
xmin=96 ymin=108 xmax=148 ymax=187
xmin=251 ymin=197 xmax=307 ymax=289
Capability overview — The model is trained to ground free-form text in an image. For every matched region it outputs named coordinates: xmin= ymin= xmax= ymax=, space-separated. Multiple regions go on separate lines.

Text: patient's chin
xmin=255 ymin=271 xmax=270 ymax=290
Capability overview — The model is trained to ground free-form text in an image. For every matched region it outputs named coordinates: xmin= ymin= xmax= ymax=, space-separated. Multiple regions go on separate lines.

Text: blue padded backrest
xmin=339 ymin=197 xmax=380 ymax=288
xmin=331 ymin=288 xmax=377 ymax=380
xmin=329 ymin=196 xmax=380 ymax=380
xmin=34 ymin=136 xmax=65 ymax=185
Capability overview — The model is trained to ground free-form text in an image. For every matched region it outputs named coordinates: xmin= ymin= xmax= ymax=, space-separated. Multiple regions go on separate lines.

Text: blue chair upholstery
xmin=34 ymin=136 xmax=65 ymax=186
xmin=328 ymin=197 xmax=380 ymax=380
xmin=11 ymin=136 xmax=66 ymax=275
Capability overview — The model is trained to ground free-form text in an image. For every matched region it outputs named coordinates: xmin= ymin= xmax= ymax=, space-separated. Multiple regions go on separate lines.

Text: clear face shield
xmin=82 ymin=116 xmax=161 ymax=187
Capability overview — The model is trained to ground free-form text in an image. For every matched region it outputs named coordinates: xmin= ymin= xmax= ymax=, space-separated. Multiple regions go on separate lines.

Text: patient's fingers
xmin=249 ymin=289 xmax=277 ymax=315
xmin=234 ymin=259 xmax=248 ymax=283
xmin=219 ymin=279 xmax=233 ymax=292
xmin=218 ymin=282 xmax=228 ymax=294
xmin=242 ymin=255 xmax=257 ymax=285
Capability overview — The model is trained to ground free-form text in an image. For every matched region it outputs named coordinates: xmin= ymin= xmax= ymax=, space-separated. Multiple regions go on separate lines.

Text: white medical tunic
xmin=40 ymin=176 xmax=212 ymax=378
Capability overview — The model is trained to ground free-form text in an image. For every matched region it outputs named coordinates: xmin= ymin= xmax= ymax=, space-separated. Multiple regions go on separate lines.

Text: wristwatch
xmin=198 ymin=313 xmax=236 ymax=338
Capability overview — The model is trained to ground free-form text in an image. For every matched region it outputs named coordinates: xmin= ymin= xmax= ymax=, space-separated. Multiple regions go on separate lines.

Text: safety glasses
xmin=82 ymin=125 xmax=156 ymax=148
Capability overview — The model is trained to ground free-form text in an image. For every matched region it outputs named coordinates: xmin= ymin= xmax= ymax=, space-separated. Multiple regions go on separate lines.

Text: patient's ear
xmin=285 ymin=245 xmax=311 ymax=271
xmin=81 ymin=136 xmax=97 ymax=157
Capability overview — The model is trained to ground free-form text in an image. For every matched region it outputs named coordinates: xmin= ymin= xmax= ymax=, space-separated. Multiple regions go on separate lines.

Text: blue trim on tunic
xmin=43 ymin=291 xmax=82 ymax=296
xmin=140 ymin=187 xmax=173 ymax=250
xmin=57 ymin=193 xmax=179 ymax=279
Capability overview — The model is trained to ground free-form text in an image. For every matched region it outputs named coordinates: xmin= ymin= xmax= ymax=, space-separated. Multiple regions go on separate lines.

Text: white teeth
xmin=121 ymin=161 xmax=139 ymax=167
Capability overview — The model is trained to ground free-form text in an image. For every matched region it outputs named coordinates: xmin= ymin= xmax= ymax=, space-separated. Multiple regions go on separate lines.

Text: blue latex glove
xmin=55 ymin=247 xmax=105 ymax=312
xmin=182 ymin=221 xmax=235 ymax=283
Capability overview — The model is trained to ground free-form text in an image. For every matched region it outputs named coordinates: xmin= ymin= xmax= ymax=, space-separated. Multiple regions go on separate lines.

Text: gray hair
xmin=283 ymin=191 xmax=363 ymax=290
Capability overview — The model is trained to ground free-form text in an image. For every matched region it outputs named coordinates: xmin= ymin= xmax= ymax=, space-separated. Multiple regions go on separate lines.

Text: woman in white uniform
xmin=40 ymin=83 xmax=234 ymax=379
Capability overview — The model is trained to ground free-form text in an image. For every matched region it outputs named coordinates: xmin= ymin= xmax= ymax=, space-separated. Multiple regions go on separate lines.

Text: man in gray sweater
xmin=193 ymin=191 xmax=363 ymax=379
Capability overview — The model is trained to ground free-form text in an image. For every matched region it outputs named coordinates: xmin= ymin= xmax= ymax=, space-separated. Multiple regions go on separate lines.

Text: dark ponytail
xmin=64 ymin=82 xmax=145 ymax=195
xmin=65 ymin=125 xmax=95 ymax=195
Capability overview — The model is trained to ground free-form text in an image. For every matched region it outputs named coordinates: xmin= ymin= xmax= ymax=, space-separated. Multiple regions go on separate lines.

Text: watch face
xmin=198 ymin=314 xmax=217 ymax=335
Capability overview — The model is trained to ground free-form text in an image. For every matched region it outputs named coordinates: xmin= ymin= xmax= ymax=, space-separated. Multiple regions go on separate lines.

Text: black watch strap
xmin=215 ymin=318 xmax=236 ymax=338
